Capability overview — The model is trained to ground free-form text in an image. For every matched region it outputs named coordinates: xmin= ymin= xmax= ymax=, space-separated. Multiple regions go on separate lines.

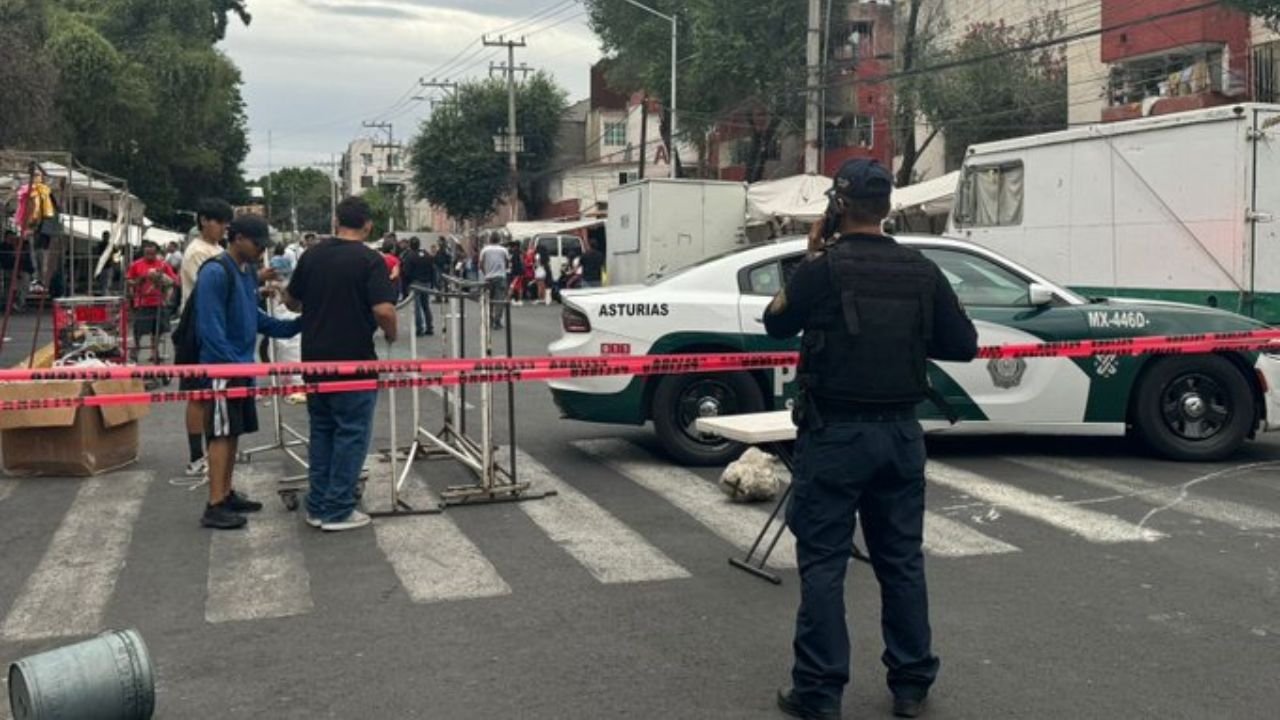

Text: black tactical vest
xmin=798 ymin=235 xmax=938 ymax=406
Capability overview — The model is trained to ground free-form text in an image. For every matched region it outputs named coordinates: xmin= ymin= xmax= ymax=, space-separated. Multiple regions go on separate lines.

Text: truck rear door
xmin=1250 ymin=107 xmax=1280 ymax=324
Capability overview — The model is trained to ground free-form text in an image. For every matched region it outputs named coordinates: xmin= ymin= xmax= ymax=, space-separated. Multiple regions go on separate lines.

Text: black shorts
xmin=205 ymin=378 xmax=259 ymax=440
xmin=131 ymin=306 xmax=170 ymax=336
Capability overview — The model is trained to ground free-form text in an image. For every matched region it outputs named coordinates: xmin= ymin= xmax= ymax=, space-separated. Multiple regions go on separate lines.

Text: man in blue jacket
xmin=196 ymin=214 xmax=301 ymax=530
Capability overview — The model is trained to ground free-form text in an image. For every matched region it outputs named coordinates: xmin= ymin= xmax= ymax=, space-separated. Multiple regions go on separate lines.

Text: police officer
xmin=764 ymin=159 xmax=978 ymax=719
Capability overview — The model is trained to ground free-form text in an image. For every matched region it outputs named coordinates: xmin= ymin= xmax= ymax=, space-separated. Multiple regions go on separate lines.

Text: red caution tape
xmin=1 ymin=330 xmax=1278 ymax=413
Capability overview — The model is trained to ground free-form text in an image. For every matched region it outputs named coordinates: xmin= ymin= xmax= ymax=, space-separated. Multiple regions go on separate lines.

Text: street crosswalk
xmin=0 ymin=441 xmax=1276 ymax=640
xmin=2 ymin=473 xmax=151 ymax=642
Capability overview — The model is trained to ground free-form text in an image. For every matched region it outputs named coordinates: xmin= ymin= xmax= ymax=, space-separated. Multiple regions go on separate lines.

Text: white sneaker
xmin=305 ymin=515 xmax=323 ymax=528
xmin=185 ymin=458 xmax=208 ymax=477
xmin=321 ymin=510 xmax=371 ymax=532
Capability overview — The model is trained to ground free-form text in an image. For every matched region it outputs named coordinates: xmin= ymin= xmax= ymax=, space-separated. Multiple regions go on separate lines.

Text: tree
xmin=258 ymin=167 xmax=333 ymax=233
xmin=1 ymin=0 xmax=252 ymax=223
xmin=1222 ymin=0 xmax=1280 ymax=28
xmin=915 ymin=15 xmax=1069 ymax=170
xmin=583 ymin=0 xmax=808 ymax=182
xmin=891 ymin=0 xmax=949 ymax=187
xmin=0 ymin=0 xmax=58 ymax=149
xmin=362 ymin=186 xmax=405 ymax=241
xmin=409 ymin=73 xmax=567 ymax=223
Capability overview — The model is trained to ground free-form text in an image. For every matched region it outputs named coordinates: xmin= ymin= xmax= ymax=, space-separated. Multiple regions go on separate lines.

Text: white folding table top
xmin=695 ymin=411 xmax=797 ymax=444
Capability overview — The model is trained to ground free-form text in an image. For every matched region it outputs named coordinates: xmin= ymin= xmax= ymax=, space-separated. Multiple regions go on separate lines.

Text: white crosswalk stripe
xmin=0 ymin=479 xmax=14 ymax=504
xmin=572 ymin=439 xmax=798 ymax=569
xmin=513 ymin=449 xmax=692 ymax=584
xmin=365 ymin=459 xmax=512 ymax=604
xmin=929 ymin=462 xmax=1165 ymax=543
xmin=1005 ymin=457 xmax=1280 ymax=531
xmin=2 ymin=472 xmax=151 ymax=641
xmin=924 ymin=512 xmax=1020 ymax=557
xmin=206 ymin=468 xmax=313 ymax=624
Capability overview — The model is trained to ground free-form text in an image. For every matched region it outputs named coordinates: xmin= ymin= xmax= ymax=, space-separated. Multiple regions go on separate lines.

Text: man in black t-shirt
xmin=284 ymin=197 xmax=398 ymax=533
xmin=580 ymin=242 xmax=605 ymax=288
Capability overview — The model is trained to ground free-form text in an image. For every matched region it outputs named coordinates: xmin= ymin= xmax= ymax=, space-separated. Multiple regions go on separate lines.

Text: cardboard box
xmin=0 ymin=380 xmax=150 ymax=477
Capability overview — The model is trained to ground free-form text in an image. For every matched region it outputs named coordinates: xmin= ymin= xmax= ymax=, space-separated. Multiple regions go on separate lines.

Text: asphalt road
xmin=1 ymin=302 xmax=1279 ymax=719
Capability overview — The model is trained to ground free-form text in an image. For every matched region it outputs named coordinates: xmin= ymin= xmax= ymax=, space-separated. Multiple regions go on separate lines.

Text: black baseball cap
xmin=228 ymin=215 xmax=271 ymax=248
xmin=831 ymin=159 xmax=894 ymax=200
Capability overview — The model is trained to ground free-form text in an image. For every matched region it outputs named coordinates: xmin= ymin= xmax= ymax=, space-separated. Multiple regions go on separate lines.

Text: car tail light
xmin=562 ymin=307 xmax=592 ymax=334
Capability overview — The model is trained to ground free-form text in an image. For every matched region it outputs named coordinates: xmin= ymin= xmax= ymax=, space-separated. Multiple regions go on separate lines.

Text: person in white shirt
xmin=177 ymin=199 xmax=232 ymax=478
xmin=478 ymin=231 xmax=510 ymax=330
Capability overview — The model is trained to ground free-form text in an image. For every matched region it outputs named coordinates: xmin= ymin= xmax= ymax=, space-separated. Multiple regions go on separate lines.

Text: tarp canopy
xmin=892 ymin=171 xmax=961 ymax=216
xmin=506 ymin=218 xmax=605 ymax=239
xmin=61 ymin=215 xmax=184 ymax=249
xmin=747 ymin=174 xmax=832 ymax=225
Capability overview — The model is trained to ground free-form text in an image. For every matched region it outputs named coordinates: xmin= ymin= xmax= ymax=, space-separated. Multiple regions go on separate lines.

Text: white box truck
xmin=606 ymin=179 xmax=748 ymax=286
xmin=948 ymin=103 xmax=1280 ymax=323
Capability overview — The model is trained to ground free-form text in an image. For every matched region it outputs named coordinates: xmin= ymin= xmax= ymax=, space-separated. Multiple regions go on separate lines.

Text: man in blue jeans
xmin=285 ymin=196 xmax=398 ymax=532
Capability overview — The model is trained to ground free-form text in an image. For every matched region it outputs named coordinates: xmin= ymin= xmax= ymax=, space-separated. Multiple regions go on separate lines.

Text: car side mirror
xmin=1029 ymin=283 xmax=1056 ymax=307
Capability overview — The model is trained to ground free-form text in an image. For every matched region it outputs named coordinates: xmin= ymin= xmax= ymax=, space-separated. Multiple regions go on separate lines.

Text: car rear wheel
xmin=652 ymin=372 xmax=765 ymax=466
xmin=1132 ymin=356 xmax=1255 ymax=461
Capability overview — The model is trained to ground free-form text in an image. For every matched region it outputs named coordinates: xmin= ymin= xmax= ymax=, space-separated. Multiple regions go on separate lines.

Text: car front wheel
xmin=651 ymin=372 xmax=766 ymax=466
xmin=1132 ymin=355 xmax=1255 ymax=461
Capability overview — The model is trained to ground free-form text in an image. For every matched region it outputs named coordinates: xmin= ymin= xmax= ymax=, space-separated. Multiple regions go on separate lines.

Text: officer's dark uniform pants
xmin=787 ymin=420 xmax=941 ymax=710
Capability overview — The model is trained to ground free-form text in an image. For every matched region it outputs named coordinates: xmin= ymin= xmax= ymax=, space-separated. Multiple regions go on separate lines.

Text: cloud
xmin=222 ymin=0 xmax=601 ymax=174
xmin=310 ymin=3 xmax=421 ymax=20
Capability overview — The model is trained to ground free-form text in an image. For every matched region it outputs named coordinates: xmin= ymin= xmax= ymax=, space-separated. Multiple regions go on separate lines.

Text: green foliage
xmin=257 ymin=167 xmax=334 ymax=233
xmin=915 ymin=15 xmax=1069 ymax=170
xmin=409 ymin=73 xmax=568 ymax=222
xmin=2 ymin=0 xmax=251 ymax=224
xmin=583 ymin=0 xmax=807 ymax=180
xmin=1221 ymin=0 xmax=1280 ymax=28
xmin=0 ymin=0 xmax=58 ymax=148
xmin=361 ymin=186 xmax=405 ymax=241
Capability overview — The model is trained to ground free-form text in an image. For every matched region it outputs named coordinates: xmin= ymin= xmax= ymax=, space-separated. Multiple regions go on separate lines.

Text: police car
xmin=549 ymin=236 xmax=1280 ymax=465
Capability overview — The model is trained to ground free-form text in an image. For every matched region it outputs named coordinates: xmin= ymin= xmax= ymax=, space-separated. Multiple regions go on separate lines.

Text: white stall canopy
xmin=506 ymin=218 xmax=605 ymax=239
xmin=746 ymin=174 xmax=833 ymax=225
xmin=892 ymin=171 xmax=961 ymax=216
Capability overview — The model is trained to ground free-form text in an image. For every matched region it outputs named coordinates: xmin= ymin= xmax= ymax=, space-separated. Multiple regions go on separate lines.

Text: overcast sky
xmin=221 ymin=0 xmax=602 ymax=180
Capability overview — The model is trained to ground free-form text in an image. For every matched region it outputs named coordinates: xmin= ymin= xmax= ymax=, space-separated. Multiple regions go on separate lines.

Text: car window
xmin=562 ymin=238 xmax=583 ymax=256
xmin=920 ymin=248 xmax=1032 ymax=307
xmin=536 ymin=237 xmax=558 ymax=255
xmin=743 ymin=254 xmax=805 ymax=296
xmin=747 ymin=263 xmax=784 ymax=296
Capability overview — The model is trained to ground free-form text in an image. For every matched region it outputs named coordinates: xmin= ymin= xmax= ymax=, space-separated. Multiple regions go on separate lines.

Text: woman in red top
xmin=381 ymin=240 xmax=401 ymax=292
xmin=126 ymin=241 xmax=178 ymax=363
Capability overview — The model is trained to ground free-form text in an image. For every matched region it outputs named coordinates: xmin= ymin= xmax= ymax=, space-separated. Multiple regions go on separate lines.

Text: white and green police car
xmin=549 ymin=236 xmax=1280 ymax=465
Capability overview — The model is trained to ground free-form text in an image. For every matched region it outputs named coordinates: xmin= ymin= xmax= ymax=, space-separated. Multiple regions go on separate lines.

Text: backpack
xmin=172 ymin=254 xmax=238 ymax=365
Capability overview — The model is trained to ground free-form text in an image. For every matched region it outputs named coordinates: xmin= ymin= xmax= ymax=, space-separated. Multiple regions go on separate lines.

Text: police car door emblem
xmin=987 ymin=358 xmax=1026 ymax=389
xmin=1095 ymin=354 xmax=1119 ymax=378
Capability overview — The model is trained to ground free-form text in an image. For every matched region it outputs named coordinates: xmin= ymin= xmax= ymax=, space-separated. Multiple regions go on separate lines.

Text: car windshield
xmin=645 ymin=241 xmax=796 ymax=285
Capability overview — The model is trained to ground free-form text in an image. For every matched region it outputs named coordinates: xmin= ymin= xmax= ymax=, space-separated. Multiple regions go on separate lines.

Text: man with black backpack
xmin=186 ymin=215 xmax=301 ymax=530
xmin=177 ymin=199 xmax=232 ymax=478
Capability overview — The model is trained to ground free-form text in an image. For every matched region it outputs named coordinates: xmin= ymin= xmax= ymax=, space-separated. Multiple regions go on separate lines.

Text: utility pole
xmin=804 ymin=0 xmax=822 ymax=175
xmin=267 ymin=129 xmax=273 ymax=221
xmin=420 ymin=78 xmax=459 ymax=104
xmin=484 ymin=35 xmax=529 ymax=221
xmin=362 ymin=120 xmax=394 ymax=148
xmin=638 ymin=95 xmax=649 ymax=180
